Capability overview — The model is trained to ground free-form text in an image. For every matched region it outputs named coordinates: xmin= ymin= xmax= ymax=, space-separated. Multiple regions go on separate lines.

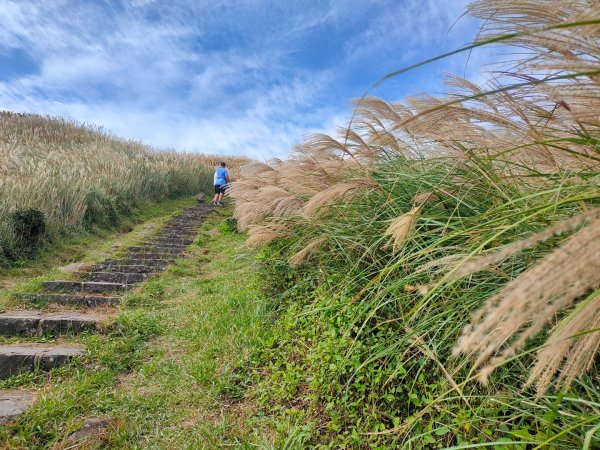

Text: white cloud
xmin=0 ymin=0 xmax=486 ymax=160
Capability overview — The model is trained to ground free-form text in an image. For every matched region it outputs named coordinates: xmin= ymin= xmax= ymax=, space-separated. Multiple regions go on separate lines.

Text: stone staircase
xmin=0 ymin=202 xmax=212 ymax=423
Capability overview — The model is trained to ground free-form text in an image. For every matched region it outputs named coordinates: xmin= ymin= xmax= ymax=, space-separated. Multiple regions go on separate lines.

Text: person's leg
xmin=213 ymin=185 xmax=220 ymax=205
xmin=217 ymin=186 xmax=226 ymax=205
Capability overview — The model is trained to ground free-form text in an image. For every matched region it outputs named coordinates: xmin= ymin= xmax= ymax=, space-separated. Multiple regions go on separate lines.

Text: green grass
xmin=0 ymin=196 xmax=201 ymax=311
xmin=0 ymin=208 xmax=276 ymax=448
xmin=239 ymin=154 xmax=600 ymax=449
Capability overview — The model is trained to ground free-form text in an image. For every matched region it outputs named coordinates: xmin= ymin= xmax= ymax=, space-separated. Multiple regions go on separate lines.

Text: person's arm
xmin=225 ymin=169 xmax=231 ymax=183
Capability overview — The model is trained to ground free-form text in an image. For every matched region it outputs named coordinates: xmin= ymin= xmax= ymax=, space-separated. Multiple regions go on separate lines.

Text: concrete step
xmin=89 ymin=264 xmax=162 ymax=274
xmin=155 ymin=233 xmax=196 ymax=240
xmin=43 ymin=281 xmax=134 ymax=293
xmin=88 ymin=272 xmax=148 ymax=283
xmin=123 ymin=252 xmax=176 ymax=261
xmin=106 ymin=258 xmax=171 ymax=267
xmin=128 ymin=246 xmax=184 ymax=255
xmin=142 ymin=240 xmax=189 ymax=248
xmin=153 ymin=233 xmax=197 ymax=244
xmin=0 ymin=344 xmax=84 ymax=379
xmin=0 ymin=390 xmax=37 ymax=423
xmin=0 ymin=310 xmax=101 ymax=337
xmin=163 ymin=222 xmax=200 ymax=227
xmin=17 ymin=293 xmax=120 ymax=307
xmin=148 ymin=236 xmax=192 ymax=244
xmin=162 ymin=220 xmax=199 ymax=226
xmin=161 ymin=224 xmax=198 ymax=229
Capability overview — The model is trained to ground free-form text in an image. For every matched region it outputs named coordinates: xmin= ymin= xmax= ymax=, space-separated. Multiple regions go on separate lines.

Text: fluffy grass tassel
xmin=289 ymin=236 xmax=326 ymax=265
xmin=384 ymin=207 xmax=421 ymax=252
xmin=454 ymin=216 xmax=600 ymax=386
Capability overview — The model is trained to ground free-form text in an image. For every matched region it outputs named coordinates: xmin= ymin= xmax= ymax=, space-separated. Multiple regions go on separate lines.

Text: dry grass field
xmin=0 ymin=111 xmax=249 ymax=265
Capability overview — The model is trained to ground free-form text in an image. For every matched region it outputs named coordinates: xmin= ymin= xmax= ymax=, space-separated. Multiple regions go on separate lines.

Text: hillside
xmin=228 ymin=0 xmax=600 ymax=447
xmin=0 ymin=0 xmax=598 ymax=448
xmin=0 ymin=111 xmax=248 ymax=266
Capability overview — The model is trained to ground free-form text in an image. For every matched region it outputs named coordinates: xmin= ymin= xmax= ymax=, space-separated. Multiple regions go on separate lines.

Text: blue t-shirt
xmin=214 ymin=167 xmax=229 ymax=185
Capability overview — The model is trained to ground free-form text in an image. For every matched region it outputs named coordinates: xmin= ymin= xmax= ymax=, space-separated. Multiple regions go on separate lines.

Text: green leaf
xmin=435 ymin=426 xmax=450 ymax=436
xmin=511 ymin=428 xmax=534 ymax=440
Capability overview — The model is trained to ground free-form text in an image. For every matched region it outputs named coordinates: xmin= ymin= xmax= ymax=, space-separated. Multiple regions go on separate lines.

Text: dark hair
xmin=220 ymin=161 xmax=226 ymax=167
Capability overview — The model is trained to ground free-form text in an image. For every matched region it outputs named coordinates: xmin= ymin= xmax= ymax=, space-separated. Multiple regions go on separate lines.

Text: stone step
xmin=155 ymin=233 xmax=196 ymax=240
xmin=88 ymin=272 xmax=149 ymax=283
xmin=167 ymin=219 xmax=201 ymax=222
xmin=164 ymin=217 xmax=202 ymax=228
xmin=0 ymin=310 xmax=101 ymax=337
xmin=128 ymin=246 xmax=184 ymax=255
xmin=163 ymin=219 xmax=199 ymax=225
xmin=44 ymin=281 xmax=134 ymax=293
xmin=0 ymin=390 xmax=37 ymax=423
xmin=168 ymin=226 xmax=199 ymax=229
xmin=123 ymin=252 xmax=176 ymax=261
xmin=142 ymin=240 xmax=189 ymax=248
xmin=151 ymin=236 xmax=192 ymax=243
xmin=0 ymin=344 xmax=84 ymax=379
xmin=157 ymin=235 xmax=196 ymax=241
xmin=90 ymin=264 xmax=163 ymax=274
xmin=106 ymin=258 xmax=171 ymax=267
xmin=149 ymin=235 xmax=193 ymax=242
xmin=17 ymin=293 xmax=120 ymax=307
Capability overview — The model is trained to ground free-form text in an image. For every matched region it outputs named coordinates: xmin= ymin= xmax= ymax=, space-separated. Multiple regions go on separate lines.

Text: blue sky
xmin=0 ymin=0 xmax=490 ymax=159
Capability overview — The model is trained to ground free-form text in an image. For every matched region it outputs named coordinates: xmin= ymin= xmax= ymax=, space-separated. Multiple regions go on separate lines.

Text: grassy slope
xmin=235 ymin=157 xmax=600 ymax=448
xmin=0 ymin=196 xmax=198 ymax=310
xmin=0 ymin=111 xmax=253 ymax=267
xmin=1 ymin=208 xmax=275 ymax=448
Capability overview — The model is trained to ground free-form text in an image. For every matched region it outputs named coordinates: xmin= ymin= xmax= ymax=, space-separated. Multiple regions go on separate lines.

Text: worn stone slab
xmin=158 ymin=230 xmax=198 ymax=236
xmin=163 ymin=222 xmax=200 ymax=227
xmin=59 ymin=262 xmax=87 ymax=273
xmin=163 ymin=220 xmax=199 ymax=225
xmin=128 ymin=244 xmax=185 ymax=254
xmin=43 ymin=280 xmax=84 ymax=292
xmin=88 ymin=272 xmax=148 ymax=284
xmin=17 ymin=293 xmax=119 ymax=307
xmin=112 ymin=258 xmax=171 ymax=267
xmin=154 ymin=240 xmax=193 ymax=246
xmin=171 ymin=225 xmax=200 ymax=229
xmin=0 ymin=390 xmax=37 ymax=423
xmin=0 ymin=344 xmax=84 ymax=379
xmin=164 ymin=227 xmax=197 ymax=231
xmin=0 ymin=310 xmax=100 ymax=336
xmin=0 ymin=311 xmax=39 ymax=336
xmin=161 ymin=221 xmax=199 ymax=226
xmin=148 ymin=237 xmax=191 ymax=244
xmin=142 ymin=240 xmax=189 ymax=248
xmin=128 ymin=246 xmax=184 ymax=255
xmin=123 ymin=252 xmax=177 ymax=261
xmin=44 ymin=281 xmax=133 ymax=293
xmin=67 ymin=417 xmax=117 ymax=444
xmin=90 ymin=264 xmax=162 ymax=274
xmin=39 ymin=313 xmax=101 ymax=335
xmin=155 ymin=233 xmax=196 ymax=240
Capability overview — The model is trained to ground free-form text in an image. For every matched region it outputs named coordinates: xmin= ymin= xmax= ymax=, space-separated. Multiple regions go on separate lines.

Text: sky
xmin=0 ymin=0 xmax=491 ymax=160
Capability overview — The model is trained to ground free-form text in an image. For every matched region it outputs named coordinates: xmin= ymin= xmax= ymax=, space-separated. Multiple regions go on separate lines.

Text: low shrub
xmin=11 ymin=208 xmax=47 ymax=257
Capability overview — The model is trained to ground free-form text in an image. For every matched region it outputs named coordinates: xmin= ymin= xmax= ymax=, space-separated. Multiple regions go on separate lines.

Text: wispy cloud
xmin=0 ymin=0 xmax=486 ymax=159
